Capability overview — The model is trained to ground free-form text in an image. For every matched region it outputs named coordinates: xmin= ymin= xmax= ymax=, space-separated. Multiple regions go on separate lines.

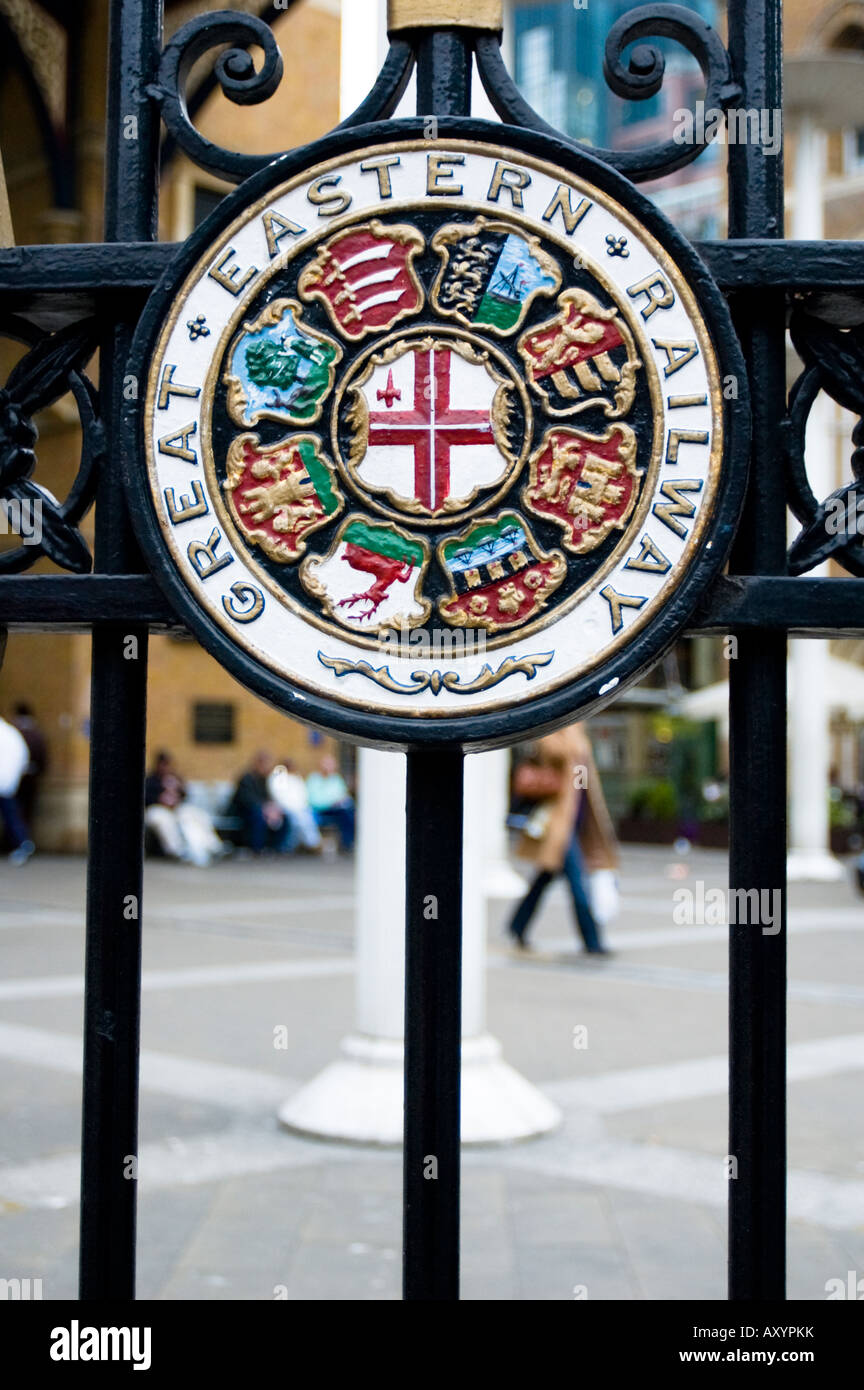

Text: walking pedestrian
xmin=508 ymin=722 xmax=618 ymax=956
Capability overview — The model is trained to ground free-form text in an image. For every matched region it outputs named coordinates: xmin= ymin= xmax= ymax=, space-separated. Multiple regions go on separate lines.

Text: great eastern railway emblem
xmin=128 ymin=125 xmax=748 ymax=746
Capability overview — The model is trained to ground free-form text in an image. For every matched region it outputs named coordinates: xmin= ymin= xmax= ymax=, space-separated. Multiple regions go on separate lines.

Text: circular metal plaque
xmin=126 ymin=119 xmax=748 ymax=748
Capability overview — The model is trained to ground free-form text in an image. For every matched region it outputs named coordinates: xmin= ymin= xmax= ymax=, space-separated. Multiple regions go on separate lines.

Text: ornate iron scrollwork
xmin=153 ymin=5 xmax=740 ymax=190
xmin=151 ymin=9 xmax=414 ymax=186
xmin=0 ymin=318 xmax=102 ymax=574
xmin=475 ymin=3 xmax=741 ymax=184
xmin=785 ymin=310 xmax=864 ymax=578
xmin=150 ymin=11 xmax=285 ymax=184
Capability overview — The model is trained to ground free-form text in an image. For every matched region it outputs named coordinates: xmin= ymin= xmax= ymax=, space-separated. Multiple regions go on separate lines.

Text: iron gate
xmin=1 ymin=0 xmax=863 ymax=1303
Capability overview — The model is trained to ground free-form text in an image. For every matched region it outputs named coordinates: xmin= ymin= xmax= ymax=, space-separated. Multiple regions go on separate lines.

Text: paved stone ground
xmin=0 ymin=844 xmax=862 ymax=1301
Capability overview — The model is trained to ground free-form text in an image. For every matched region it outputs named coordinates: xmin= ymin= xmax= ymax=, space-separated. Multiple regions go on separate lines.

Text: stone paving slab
xmin=0 ymin=846 xmax=862 ymax=1301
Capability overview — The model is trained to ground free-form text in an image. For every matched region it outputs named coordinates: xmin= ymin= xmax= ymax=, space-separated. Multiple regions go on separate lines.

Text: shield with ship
xmin=431 ymin=218 xmax=561 ymax=335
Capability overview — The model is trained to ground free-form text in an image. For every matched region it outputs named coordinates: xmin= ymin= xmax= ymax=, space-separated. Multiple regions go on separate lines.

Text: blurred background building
xmin=2 ymin=0 xmax=864 ymax=855
xmin=0 ymin=0 xmax=345 ymax=850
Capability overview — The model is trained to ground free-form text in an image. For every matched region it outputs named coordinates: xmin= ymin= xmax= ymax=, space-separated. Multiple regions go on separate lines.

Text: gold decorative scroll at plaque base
xmin=318 ymin=651 xmax=553 ymax=695
xmin=387 ymin=0 xmax=502 ymax=32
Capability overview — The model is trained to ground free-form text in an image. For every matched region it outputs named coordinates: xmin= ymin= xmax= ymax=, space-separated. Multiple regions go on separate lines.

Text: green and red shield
xmin=301 ymin=517 xmax=431 ymax=633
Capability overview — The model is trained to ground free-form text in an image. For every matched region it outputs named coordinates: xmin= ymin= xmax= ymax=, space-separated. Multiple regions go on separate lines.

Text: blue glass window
xmin=513 ymin=0 xmax=718 ymax=153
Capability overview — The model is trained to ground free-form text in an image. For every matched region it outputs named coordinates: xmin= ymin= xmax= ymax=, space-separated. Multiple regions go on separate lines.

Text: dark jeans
xmin=17 ymin=774 xmax=38 ymax=829
xmin=242 ymin=805 xmax=296 ymax=854
xmin=314 ymin=803 xmax=355 ymax=851
xmin=509 ymin=834 xmax=602 ymax=952
xmin=0 ymin=795 xmax=30 ymax=851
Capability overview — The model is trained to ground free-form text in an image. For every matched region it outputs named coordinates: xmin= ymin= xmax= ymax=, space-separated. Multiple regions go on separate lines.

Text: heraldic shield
xmin=128 ymin=120 xmax=748 ymax=747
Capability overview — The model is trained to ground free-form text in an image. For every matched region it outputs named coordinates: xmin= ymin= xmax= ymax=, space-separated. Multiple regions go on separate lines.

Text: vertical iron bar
xmin=725 ymin=0 xmax=787 ymax=1300
xmin=403 ymin=749 xmax=464 ymax=1301
xmin=414 ymin=28 xmax=472 ymax=116
xmin=401 ymin=27 xmax=472 ymax=1302
xmin=79 ymin=0 xmax=162 ymax=1301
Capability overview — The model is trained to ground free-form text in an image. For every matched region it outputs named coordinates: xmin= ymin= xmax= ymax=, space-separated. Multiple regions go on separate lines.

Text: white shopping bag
xmin=589 ymin=868 xmax=620 ymax=926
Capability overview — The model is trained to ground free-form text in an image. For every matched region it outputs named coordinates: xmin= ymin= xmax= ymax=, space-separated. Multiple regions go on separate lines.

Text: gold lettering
xmin=652 ymin=479 xmax=704 ymax=538
xmin=208 ymin=247 xmax=258 ymax=296
xmin=223 ymin=581 xmax=264 ymax=623
xmin=487 ymin=161 xmax=531 ymax=207
xmin=652 ymin=339 xmax=699 ymax=377
xmin=426 ymin=153 xmax=465 ymax=195
xmin=541 ymin=184 xmax=591 ymax=233
xmin=164 ymin=480 xmax=208 ymax=524
xmin=666 ymin=429 xmax=709 ymax=464
xmin=188 ymin=529 xmax=233 ymax=581
xmin=157 ymin=423 xmax=197 ymax=464
xmin=600 ymin=585 xmax=646 ymax=635
xmin=157 ymin=364 xmax=199 ymax=410
xmin=262 ymin=210 xmax=305 ymax=259
xmin=627 ymin=273 xmax=675 ymax=319
xmin=307 ymin=174 xmax=352 ymax=216
xmin=624 ymin=534 xmax=672 ymax=576
xmin=360 ymin=155 xmax=401 ymax=198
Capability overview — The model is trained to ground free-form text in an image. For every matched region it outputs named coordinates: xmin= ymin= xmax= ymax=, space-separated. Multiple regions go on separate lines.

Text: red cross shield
xmin=346 ymin=339 xmax=515 ymax=515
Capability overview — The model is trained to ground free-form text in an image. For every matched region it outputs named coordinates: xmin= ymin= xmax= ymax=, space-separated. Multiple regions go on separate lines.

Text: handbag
xmin=513 ymin=760 xmax=563 ymax=802
xmin=589 ymin=868 xmax=620 ymax=926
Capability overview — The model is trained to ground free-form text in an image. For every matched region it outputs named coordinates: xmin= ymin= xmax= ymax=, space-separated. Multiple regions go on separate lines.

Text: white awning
xmin=674 ymin=655 xmax=864 ymax=726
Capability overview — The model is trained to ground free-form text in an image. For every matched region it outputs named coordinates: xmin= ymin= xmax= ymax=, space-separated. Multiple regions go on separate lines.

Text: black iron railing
xmin=0 ymin=0 xmax=859 ymax=1302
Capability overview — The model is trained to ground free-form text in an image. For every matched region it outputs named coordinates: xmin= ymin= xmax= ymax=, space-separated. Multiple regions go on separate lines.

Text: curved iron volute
xmin=786 ymin=311 xmax=864 ymax=577
xmin=151 ymin=8 xmax=415 ymax=185
xmin=476 ymin=3 xmax=741 ymax=184
xmin=0 ymin=318 xmax=103 ymax=574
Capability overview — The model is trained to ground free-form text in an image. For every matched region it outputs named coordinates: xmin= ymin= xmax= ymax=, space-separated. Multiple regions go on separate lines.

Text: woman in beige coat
xmin=508 ymin=722 xmax=619 ymax=954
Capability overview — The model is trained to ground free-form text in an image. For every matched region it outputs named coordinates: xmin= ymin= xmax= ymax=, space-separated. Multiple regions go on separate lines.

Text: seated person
xmin=227 ymin=751 xmax=295 ymax=854
xmin=0 ymin=714 xmax=34 ymax=864
xmin=144 ymin=752 xmax=224 ymax=867
xmin=268 ymin=758 xmax=321 ymax=850
xmin=306 ymin=754 xmax=355 ymax=852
